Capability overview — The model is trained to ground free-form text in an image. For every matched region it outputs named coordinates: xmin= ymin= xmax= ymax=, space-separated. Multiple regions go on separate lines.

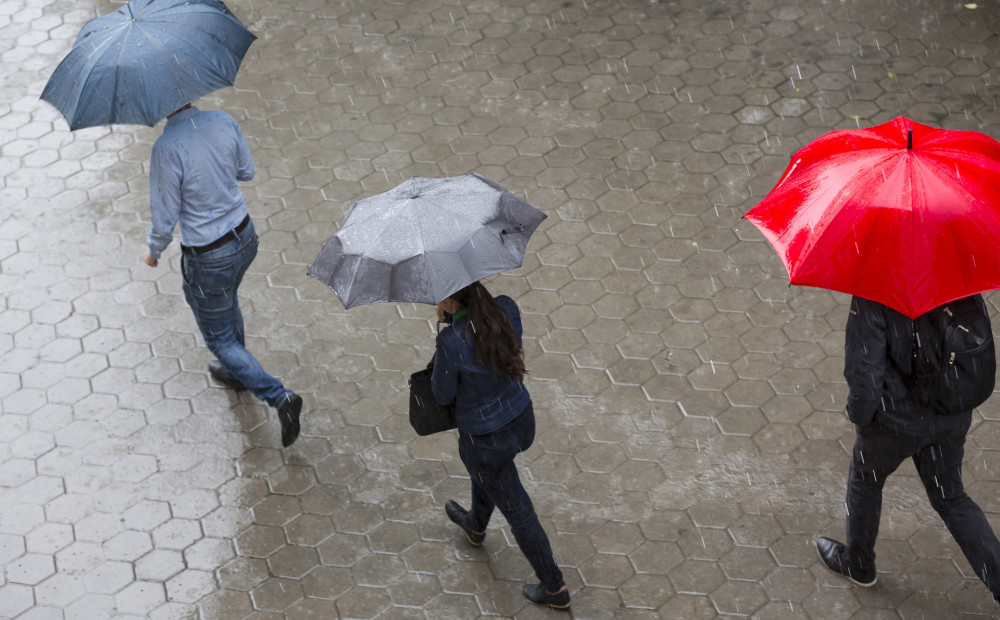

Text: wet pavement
xmin=3 ymin=0 xmax=1000 ymax=618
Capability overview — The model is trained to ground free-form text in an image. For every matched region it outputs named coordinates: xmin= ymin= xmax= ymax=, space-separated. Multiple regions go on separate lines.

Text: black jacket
xmin=844 ymin=295 xmax=975 ymax=432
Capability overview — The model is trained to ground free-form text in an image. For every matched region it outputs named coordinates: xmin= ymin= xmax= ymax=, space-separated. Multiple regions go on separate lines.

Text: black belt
xmin=181 ymin=215 xmax=250 ymax=256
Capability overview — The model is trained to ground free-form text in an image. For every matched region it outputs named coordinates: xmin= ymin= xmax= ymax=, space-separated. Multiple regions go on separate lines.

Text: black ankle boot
xmin=816 ymin=537 xmax=876 ymax=586
xmin=445 ymin=500 xmax=485 ymax=546
xmin=522 ymin=583 xmax=571 ymax=609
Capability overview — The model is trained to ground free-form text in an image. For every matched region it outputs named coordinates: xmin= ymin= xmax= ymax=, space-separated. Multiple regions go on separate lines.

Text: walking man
xmin=818 ymin=294 xmax=1000 ymax=601
xmin=143 ymin=103 xmax=302 ymax=447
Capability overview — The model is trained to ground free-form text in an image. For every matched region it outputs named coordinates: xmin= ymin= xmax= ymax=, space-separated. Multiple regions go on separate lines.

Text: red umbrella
xmin=745 ymin=116 xmax=1000 ymax=319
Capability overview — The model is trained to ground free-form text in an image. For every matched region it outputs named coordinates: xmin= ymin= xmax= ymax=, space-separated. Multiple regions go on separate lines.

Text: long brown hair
xmin=450 ymin=281 xmax=526 ymax=381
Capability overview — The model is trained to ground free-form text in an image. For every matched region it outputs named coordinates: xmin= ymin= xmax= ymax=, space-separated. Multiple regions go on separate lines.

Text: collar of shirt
xmin=166 ymin=105 xmax=200 ymax=129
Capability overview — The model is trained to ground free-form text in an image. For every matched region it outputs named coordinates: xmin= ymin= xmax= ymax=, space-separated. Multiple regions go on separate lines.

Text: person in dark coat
xmin=818 ymin=294 xmax=1000 ymax=602
xmin=431 ymin=281 xmax=570 ymax=610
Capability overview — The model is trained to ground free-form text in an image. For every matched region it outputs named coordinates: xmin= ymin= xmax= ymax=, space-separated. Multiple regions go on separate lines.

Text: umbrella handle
xmin=907 ymin=128 xmax=913 ymax=150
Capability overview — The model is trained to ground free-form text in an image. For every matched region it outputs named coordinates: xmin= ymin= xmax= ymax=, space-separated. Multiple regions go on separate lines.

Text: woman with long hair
xmin=431 ymin=281 xmax=570 ymax=610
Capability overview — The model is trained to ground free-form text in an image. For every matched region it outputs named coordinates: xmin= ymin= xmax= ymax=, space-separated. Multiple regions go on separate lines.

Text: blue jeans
xmin=180 ymin=218 xmax=288 ymax=408
xmin=846 ymin=414 xmax=1000 ymax=600
xmin=458 ymin=404 xmax=565 ymax=592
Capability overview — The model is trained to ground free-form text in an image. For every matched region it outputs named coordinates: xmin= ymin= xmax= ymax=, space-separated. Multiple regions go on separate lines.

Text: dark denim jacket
xmin=431 ymin=295 xmax=531 ymax=435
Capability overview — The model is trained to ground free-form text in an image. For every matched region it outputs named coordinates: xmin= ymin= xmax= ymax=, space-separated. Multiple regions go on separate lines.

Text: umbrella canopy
xmin=308 ymin=174 xmax=547 ymax=309
xmin=41 ymin=0 xmax=256 ymax=130
xmin=744 ymin=116 xmax=1000 ymax=319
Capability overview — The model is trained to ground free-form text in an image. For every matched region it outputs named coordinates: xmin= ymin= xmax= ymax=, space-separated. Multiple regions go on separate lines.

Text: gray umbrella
xmin=308 ymin=174 xmax=547 ymax=309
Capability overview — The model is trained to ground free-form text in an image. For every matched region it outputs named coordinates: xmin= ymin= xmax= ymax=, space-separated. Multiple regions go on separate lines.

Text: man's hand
xmin=143 ymin=252 xmax=158 ymax=268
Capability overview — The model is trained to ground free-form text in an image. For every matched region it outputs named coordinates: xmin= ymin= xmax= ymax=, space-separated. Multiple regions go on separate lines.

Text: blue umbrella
xmin=41 ymin=0 xmax=256 ymax=131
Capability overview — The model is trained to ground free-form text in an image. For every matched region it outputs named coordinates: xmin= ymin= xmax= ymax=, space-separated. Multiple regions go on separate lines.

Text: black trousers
xmin=845 ymin=414 xmax=1000 ymax=600
xmin=458 ymin=404 xmax=564 ymax=592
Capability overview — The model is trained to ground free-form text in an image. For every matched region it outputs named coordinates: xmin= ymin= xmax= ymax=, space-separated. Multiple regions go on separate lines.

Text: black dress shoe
xmin=816 ymin=537 xmax=876 ymax=586
xmin=208 ymin=361 xmax=247 ymax=392
xmin=278 ymin=393 xmax=302 ymax=447
xmin=522 ymin=583 xmax=571 ymax=610
xmin=445 ymin=500 xmax=485 ymax=546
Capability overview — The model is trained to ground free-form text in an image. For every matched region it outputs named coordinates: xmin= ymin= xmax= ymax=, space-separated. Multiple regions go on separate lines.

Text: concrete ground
xmin=3 ymin=0 xmax=1000 ymax=618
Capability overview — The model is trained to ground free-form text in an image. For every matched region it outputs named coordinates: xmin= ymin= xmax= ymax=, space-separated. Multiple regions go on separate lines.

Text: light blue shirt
xmin=147 ymin=107 xmax=255 ymax=258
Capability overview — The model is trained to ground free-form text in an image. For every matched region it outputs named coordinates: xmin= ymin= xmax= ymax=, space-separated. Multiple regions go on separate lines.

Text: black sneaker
xmin=278 ymin=393 xmax=302 ymax=447
xmin=445 ymin=500 xmax=485 ymax=546
xmin=522 ymin=583 xmax=571 ymax=610
xmin=816 ymin=537 xmax=877 ymax=586
xmin=209 ymin=361 xmax=247 ymax=392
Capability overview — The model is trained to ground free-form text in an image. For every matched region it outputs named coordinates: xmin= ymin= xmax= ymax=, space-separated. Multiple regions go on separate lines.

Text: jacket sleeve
xmin=844 ymin=296 xmax=887 ymax=426
xmin=431 ymin=332 xmax=459 ymax=406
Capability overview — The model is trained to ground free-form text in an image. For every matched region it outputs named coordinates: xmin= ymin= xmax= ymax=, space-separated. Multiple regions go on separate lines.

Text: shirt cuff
xmin=147 ymin=231 xmax=170 ymax=259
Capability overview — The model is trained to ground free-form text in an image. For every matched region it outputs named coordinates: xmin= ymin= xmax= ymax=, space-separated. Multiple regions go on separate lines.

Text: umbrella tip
xmin=907 ymin=128 xmax=913 ymax=150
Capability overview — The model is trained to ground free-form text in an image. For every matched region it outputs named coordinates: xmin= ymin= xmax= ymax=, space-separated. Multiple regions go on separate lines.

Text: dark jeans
xmin=845 ymin=415 xmax=1000 ymax=600
xmin=458 ymin=404 xmax=565 ymax=592
xmin=180 ymin=218 xmax=288 ymax=408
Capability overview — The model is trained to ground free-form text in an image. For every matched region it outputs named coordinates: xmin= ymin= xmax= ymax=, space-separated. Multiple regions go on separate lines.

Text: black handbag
xmin=408 ymin=359 xmax=456 ymax=436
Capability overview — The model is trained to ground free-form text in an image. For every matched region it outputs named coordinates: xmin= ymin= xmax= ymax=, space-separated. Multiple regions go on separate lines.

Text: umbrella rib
xmin=152 ymin=8 xmax=246 ymax=27
xmin=142 ymin=21 xmax=238 ymax=88
xmin=426 ymin=191 xmax=496 ymax=220
xmin=136 ymin=23 xmax=215 ymax=109
xmin=127 ymin=26 xmax=159 ymax=124
xmin=781 ymin=193 xmax=891 ymax=310
xmin=916 ymin=154 xmax=1000 ymax=301
xmin=52 ymin=28 xmax=128 ymax=127
xmin=352 ymin=199 xmax=420 ymax=258
xmin=129 ymin=0 xmax=251 ymax=40
xmin=788 ymin=157 xmax=892 ymax=272
xmin=73 ymin=5 xmax=132 ymax=43
xmin=416 ymin=196 xmax=478 ymax=241
xmin=148 ymin=11 xmax=253 ymax=52
xmin=919 ymin=150 xmax=1000 ymax=207
xmin=338 ymin=195 xmax=413 ymax=232
xmin=412 ymin=197 xmax=473 ymax=302
xmin=331 ymin=255 xmax=364 ymax=307
xmin=107 ymin=23 xmax=133 ymax=126
xmin=412 ymin=208 xmax=456 ymax=303
xmin=465 ymin=228 xmax=520 ymax=264
xmin=339 ymin=205 xmax=396 ymax=233
xmin=421 ymin=193 xmax=518 ymax=298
